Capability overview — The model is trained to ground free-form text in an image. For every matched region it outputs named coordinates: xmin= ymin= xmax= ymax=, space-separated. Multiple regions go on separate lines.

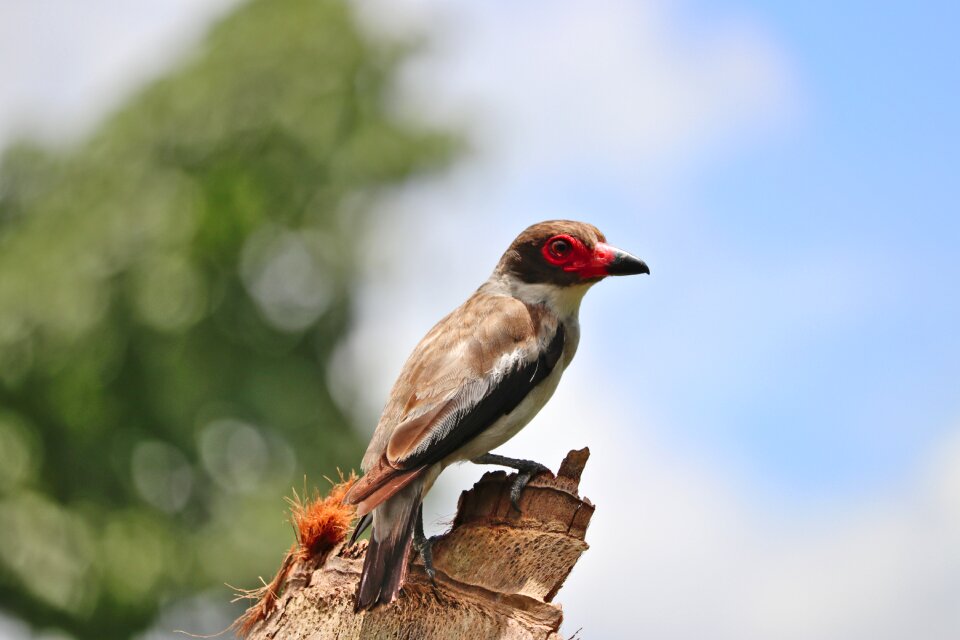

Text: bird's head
xmin=497 ymin=220 xmax=649 ymax=287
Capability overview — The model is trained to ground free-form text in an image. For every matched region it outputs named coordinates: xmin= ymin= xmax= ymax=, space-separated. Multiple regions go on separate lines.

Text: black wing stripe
xmin=396 ymin=324 xmax=565 ymax=469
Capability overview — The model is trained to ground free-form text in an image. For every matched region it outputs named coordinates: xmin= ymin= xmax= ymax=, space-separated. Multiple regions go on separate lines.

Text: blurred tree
xmin=0 ymin=0 xmax=454 ymax=637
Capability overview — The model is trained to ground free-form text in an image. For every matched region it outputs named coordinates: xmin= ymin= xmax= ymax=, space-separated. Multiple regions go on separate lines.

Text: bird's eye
xmin=549 ymin=238 xmax=571 ymax=258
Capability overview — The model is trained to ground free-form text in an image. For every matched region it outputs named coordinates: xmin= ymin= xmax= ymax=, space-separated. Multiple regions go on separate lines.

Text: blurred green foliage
xmin=0 ymin=0 xmax=454 ymax=637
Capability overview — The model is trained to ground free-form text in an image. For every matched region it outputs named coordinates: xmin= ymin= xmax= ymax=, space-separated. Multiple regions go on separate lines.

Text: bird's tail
xmin=355 ymin=479 xmax=422 ymax=610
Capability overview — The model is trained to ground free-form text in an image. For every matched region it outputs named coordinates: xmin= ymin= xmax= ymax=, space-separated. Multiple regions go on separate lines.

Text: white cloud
xmin=0 ymin=0 xmax=239 ymax=150
xmin=0 ymin=612 xmax=31 ymax=640
xmin=362 ymin=0 xmax=795 ymax=179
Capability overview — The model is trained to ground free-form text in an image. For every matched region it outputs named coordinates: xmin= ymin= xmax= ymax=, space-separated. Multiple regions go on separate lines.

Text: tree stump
xmin=241 ymin=448 xmax=594 ymax=640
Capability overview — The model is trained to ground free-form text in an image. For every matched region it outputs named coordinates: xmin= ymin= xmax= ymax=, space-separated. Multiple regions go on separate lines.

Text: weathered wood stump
xmin=243 ymin=448 xmax=594 ymax=640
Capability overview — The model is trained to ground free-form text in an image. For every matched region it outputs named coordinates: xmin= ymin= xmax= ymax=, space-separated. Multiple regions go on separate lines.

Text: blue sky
xmin=2 ymin=0 xmax=958 ymax=637
xmin=662 ymin=0 xmax=960 ymax=498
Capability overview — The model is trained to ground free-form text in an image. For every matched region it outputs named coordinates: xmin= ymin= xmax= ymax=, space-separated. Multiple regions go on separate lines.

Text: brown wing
xmin=343 ymin=293 xmax=561 ymax=516
xmin=387 ymin=324 xmax=564 ymax=468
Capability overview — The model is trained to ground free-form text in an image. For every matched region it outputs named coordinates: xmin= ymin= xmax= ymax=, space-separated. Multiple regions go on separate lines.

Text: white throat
xmin=504 ymin=277 xmax=593 ymax=320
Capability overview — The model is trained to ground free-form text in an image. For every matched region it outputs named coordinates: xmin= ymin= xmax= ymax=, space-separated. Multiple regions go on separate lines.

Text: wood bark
xmin=243 ymin=448 xmax=594 ymax=640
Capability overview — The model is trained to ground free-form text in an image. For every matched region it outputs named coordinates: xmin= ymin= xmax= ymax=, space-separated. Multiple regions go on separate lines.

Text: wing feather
xmin=388 ymin=324 xmax=564 ymax=468
xmin=347 ymin=293 xmax=562 ymax=515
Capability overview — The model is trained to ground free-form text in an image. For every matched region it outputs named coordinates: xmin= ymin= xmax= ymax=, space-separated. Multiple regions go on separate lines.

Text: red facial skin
xmin=541 ymin=234 xmax=616 ymax=279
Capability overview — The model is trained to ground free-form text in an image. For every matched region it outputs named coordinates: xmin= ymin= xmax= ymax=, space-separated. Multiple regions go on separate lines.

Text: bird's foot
xmin=414 ymin=535 xmax=439 ymax=584
xmin=414 ymin=505 xmax=439 ymax=584
xmin=471 ymin=453 xmax=551 ymax=512
xmin=509 ymin=463 xmax=550 ymax=512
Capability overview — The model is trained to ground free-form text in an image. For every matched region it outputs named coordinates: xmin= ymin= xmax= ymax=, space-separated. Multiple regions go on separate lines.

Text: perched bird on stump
xmin=343 ymin=220 xmax=649 ymax=610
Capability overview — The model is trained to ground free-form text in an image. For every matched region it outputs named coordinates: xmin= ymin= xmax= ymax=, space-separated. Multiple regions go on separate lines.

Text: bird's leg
xmin=413 ymin=503 xmax=437 ymax=584
xmin=471 ymin=453 xmax=551 ymax=512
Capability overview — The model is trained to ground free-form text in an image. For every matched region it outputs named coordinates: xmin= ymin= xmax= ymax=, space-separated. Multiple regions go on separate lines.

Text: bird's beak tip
xmin=606 ymin=250 xmax=649 ymax=277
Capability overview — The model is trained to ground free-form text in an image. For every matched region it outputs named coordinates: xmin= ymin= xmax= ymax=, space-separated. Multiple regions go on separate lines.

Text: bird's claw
xmin=413 ymin=504 xmax=438 ymax=585
xmin=416 ymin=535 xmax=439 ymax=584
xmin=508 ymin=462 xmax=550 ymax=512
xmin=471 ymin=453 xmax=551 ymax=513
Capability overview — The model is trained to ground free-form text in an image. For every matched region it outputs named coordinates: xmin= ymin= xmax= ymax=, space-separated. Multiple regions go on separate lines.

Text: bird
xmin=343 ymin=220 xmax=649 ymax=610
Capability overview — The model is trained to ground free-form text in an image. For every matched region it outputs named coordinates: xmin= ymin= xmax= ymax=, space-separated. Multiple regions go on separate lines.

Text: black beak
xmin=606 ymin=247 xmax=650 ymax=276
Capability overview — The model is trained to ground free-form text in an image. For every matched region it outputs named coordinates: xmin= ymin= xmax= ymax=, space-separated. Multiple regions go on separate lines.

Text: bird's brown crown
xmin=497 ymin=220 xmax=608 ymax=286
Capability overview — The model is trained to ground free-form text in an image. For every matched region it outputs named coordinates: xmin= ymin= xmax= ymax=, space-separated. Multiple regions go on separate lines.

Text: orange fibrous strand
xmin=232 ymin=472 xmax=359 ymax=638
xmin=230 ymin=548 xmax=296 ymax=638
xmin=289 ymin=471 xmax=358 ymax=561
